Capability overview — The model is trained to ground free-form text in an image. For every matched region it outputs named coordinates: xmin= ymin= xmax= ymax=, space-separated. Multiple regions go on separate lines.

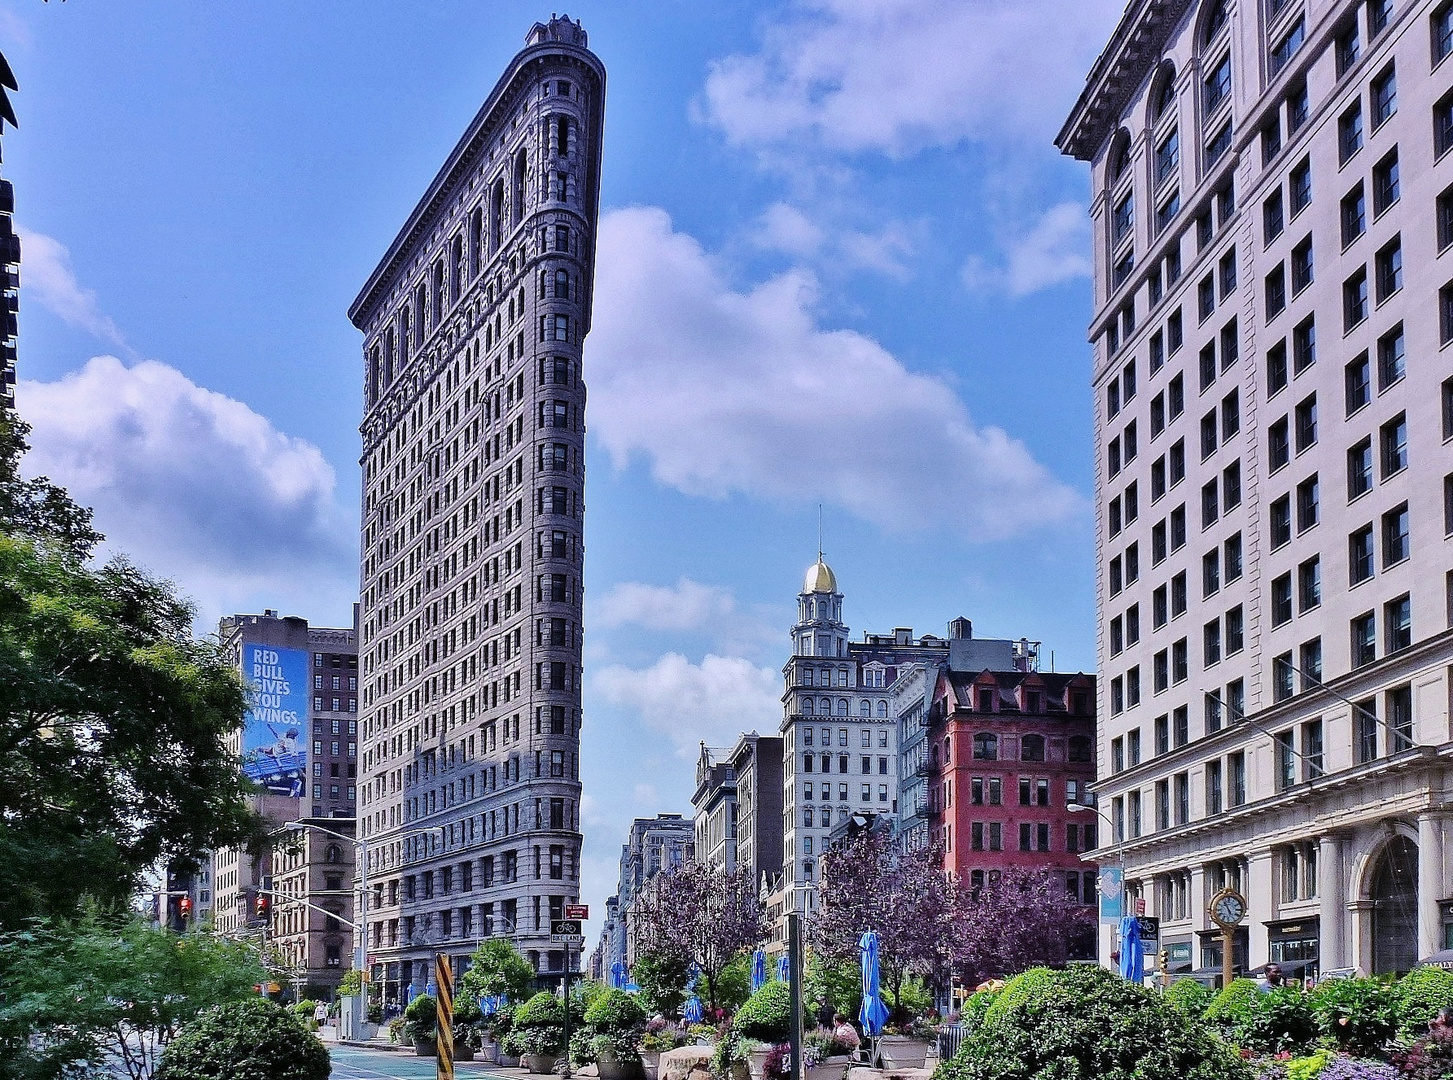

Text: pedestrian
xmin=832 ymin=1013 xmax=861 ymax=1052
xmin=1254 ymin=964 xmax=1285 ymax=993
xmin=315 ymin=1001 xmax=329 ymax=1027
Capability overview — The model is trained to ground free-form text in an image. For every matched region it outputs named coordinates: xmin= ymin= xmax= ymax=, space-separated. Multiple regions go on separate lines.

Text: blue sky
xmin=4 ymin=0 xmax=1124 ymax=934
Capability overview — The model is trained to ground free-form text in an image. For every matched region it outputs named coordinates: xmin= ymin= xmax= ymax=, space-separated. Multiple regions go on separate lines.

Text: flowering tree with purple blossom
xmin=630 ymin=861 xmax=768 ymax=1013
xmin=954 ymin=866 xmax=1096 ymax=986
xmin=810 ymin=830 xmax=958 ymax=1020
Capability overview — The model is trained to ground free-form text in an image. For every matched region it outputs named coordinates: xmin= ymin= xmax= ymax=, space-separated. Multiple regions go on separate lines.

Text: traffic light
xmin=255 ymin=893 xmax=271 ymax=922
xmin=179 ymin=897 xmax=193 ymax=922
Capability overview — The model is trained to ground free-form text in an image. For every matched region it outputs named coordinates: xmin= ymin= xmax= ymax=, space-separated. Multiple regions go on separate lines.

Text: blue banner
xmin=1098 ymin=866 xmax=1124 ymax=923
xmin=241 ymin=644 xmax=309 ymax=796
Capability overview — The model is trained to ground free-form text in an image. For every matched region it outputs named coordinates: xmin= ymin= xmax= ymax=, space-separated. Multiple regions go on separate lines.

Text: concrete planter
xmin=526 ymin=1052 xmax=559 ymax=1073
xmin=746 ymin=1049 xmax=773 ymax=1080
xmin=875 ymin=1037 xmax=931 ymax=1071
xmin=414 ymin=1037 xmax=436 ymax=1056
xmin=499 ymin=1053 xmax=523 ymax=1068
xmin=456 ymin=1045 xmax=476 ymax=1062
xmin=640 ymin=1049 xmax=662 ymax=1080
xmin=805 ymin=1056 xmax=850 ymax=1080
xmin=597 ymin=1049 xmax=642 ymax=1080
xmin=478 ymin=1040 xmax=501 ymax=1064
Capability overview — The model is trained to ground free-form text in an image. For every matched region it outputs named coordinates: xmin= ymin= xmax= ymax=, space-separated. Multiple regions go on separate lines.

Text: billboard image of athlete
xmin=241 ymin=644 xmax=308 ymax=797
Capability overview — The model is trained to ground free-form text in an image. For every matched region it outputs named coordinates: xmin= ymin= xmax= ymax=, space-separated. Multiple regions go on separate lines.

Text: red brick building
xmin=927 ymin=669 xmax=1099 ymax=906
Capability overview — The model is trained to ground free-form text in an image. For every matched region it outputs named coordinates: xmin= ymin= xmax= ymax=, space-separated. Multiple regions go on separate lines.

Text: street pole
xmin=787 ymin=912 xmax=802 ymax=1080
xmin=561 ymin=948 xmax=572 ymax=1079
xmin=356 ymin=833 xmax=368 ymax=1038
xmin=436 ymin=953 xmax=455 ymax=1080
xmin=1221 ymin=929 xmax=1233 ymax=992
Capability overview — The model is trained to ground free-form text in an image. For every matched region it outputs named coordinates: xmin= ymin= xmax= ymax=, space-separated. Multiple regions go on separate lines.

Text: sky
xmin=2 ymin=0 xmax=1125 ymax=940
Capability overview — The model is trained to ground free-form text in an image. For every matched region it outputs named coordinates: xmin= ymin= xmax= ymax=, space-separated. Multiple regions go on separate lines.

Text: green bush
xmin=1233 ymin=988 xmax=1318 ymax=1055
xmin=734 ymin=981 xmax=793 ymax=1043
xmin=1205 ymin=978 xmax=1261 ymax=1030
xmin=584 ymin=988 xmax=646 ymax=1033
xmin=1310 ymin=978 xmax=1398 ymax=1056
xmin=959 ymin=988 xmax=999 ymax=1032
xmin=155 ymin=998 xmax=330 ymax=1080
xmin=1164 ymin=979 xmax=1213 ymax=1016
xmin=1394 ymin=967 xmax=1453 ymax=1040
xmin=982 ymin=968 xmax=1057 ymax=1027
xmin=404 ymin=992 xmax=437 ymax=1041
xmin=931 ymin=965 xmax=1252 ymax=1080
xmin=515 ymin=991 xmax=565 ymax=1029
xmin=1283 ymin=1049 xmax=1332 ymax=1080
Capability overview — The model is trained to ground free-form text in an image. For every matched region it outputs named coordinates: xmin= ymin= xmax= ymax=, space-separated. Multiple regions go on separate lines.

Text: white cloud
xmin=700 ymin=0 xmax=1124 ymax=158
xmin=753 ymin=203 xmax=916 ymax=279
xmin=754 ymin=203 xmax=825 ymax=257
xmin=592 ymin=652 xmax=782 ymax=758
xmin=18 ymin=355 xmax=356 ymax=624
xmin=17 ymin=228 xmax=131 ymax=351
xmin=961 ymin=202 xmax=1092 ymax=297
xmin=593 ymin=577 xmax=738 ymax=632
xmin=587 ymin=206 xmax=1082 ymax=539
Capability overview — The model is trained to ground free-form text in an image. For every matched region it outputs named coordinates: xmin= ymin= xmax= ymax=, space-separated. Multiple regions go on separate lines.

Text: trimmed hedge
xmin=583 ymin=988 xmax=646 ymax=1033
xmin=932 ymin=965 xmax=1251 ymax=1080
xmin=155 ymin=998 xmax=330 ymax=1080
xmin=1393 ymin=967 xmax=1453 ymax=1040
xmin=1163 ymin=979 xmax=1213 ymax=1016
xmin=734 ymin=981 xmax=793 ymax=1043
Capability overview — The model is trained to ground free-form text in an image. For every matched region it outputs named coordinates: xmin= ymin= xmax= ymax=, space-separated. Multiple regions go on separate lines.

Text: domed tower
xmin=793 ymin=555 xmax=847 ymax=658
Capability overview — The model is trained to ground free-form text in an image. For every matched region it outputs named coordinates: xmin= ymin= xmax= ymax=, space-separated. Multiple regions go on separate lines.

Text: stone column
xmin=1418 ymin=814 xmax=1446 ymax=960
xmin=1318 ymin=833 xmax=1347 ymax=971
xmin=1247 ymin=850 xmax=1274 ymax=970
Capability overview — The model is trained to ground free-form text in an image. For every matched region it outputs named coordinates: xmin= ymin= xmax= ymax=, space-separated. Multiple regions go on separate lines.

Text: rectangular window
xmin=1342 ymin=183 xmax=1366 ymax=247
xmin=1373 ymin=148 xmax=1400 ymax=215
xmin=1225 ymin=532 xmax=1243 ymax=581
xmin=1356 ymin=698 xmax=1379 ymax=763
xmin=1206 ymin=759 xmax=1223 ymax=815
xmin=1299 ymin=555 xmax=1322 ymax=612
xmin=1339 ymin=102 xmax=1364 ymax=164
xmin=1156 ymin=129 xmax=1180 ymax=187
xmin=1293 ymin=315 xmax=1316 ymax=372
xmin=1344 ymin=267 xmax=1369 ymax=331
xmin=1295 ymin=394 xmax=1317 ymax=452
xmin=1346 ymin=353 xmax=1371 ymax=415
xmin=1303 ymin=718 xmax=1324 ymax=779
xmin=1381 ymin=413 xmax=1408 ymax=476
xmin=1226 ymin=605 xmax=1244 ymax=654
xmin=1297 ymin=473 xmax=1319 ymax=531
xmin=1375 ymin=238 xmax=1403 ymax=304
xmin=1289 ymin=158 xmax=1312 ymax=214
xmin=1199 ymin=275 xmax=1216 ymax=322
xmin=1271 ymin=494 xmax=1292 ymax=548
xmin=1264 ymin=188 xmax=1285 ymax=244
xmin=1273 ymin=650 xmax=1295 ymax=702
xmin=1436 ymin=2 xmax=1453 ymax=64
xmin=1439 ymin=185 xmax=1453 ymax=251
xmin=1287 ymin=82 xmax=1310 ymax=133
xmin=1267 ymin=340 xmax=1288 ymax=396
xmin=1349 ymin=438 xmax=1374 ymax=500
xmin=1266 ymin=264 xmax=1287 ymax=318
xmin=1272 ymin=571 xmax=1293 ymax=626
xmin=1269 ymin=416 xmax=1290 ymax=472
xmin=1336 ymin=20 xmax=1361 ymax=76
xmin=1383 ymin=502 xmax=1410 ymax=565
xmin=1371 ymin=65 xmax=1397 ymax=128
xmin=1385 ymin=594 xmax=1412 ymax=654
xmin=1388 ymin=684 xmax=1413 ymax=753
xmin=1351 ymin=524 xmax=1376 ymax=585
xmin=1291 ymin=235 xmax=1314 ymax=293
xmin=1378 ymin=325 xmax=1405 ymax=390
xmin=1438 ymin=91 xmax=1453 ymax=158
xmin=1270 ymin=18 xmax=1305 ymax=75
xmin=1352 ymin=611 xmax=1377 ymax=668
xmin=1443 ymin=283 xmax=1453 ymax=345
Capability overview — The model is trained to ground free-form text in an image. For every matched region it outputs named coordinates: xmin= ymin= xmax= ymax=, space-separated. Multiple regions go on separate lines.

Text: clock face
xmin=1212 ymin=892 xmax=1246 ymax=926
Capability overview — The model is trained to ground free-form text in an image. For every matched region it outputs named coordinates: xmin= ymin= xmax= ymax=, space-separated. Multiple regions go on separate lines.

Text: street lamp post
xmin=283 ymin=819 xmax=443 ymax=1039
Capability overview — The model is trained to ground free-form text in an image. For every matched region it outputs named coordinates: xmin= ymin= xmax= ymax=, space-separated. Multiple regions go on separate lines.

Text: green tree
xmin=632 ymin=951 xmax=691 ymax=1016
xmin=0 ymin=413 xmax=101 ymax=559
xmin=0 ymin=535 xmax=266 ymax=926
xmin=460 ymin=937 xmax=537 ymax=1006
xmin=0 ymin=912 xmax=268 ymax=1080
xmin=156 ymin=998 xmax=329 ymax=1080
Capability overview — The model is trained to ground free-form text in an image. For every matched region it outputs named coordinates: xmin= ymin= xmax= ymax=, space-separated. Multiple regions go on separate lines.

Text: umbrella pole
xmin=788 ymin=913 xmax=802 ymax=1080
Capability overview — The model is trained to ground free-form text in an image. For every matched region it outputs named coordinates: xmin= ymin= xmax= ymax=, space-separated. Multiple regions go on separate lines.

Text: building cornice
xmin=1056 ymin=0 xmax=1194 ymax=163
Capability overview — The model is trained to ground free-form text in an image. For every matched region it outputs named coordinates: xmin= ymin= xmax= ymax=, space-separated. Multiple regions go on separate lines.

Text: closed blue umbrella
xmin=610 ymin=960 xmax=628 ymax=989
xmin=683 ymin=994 xmax=704 ymax=1023
xmin=1118 ymin=915 xmax=1144 ymax=983
xmin=858 ymin=931 xmax=890 ymax=1036
xmin=752 ymin=947 xmax=768 ymax=993
xmin=776 ymin=954 xmax=790 ymax=982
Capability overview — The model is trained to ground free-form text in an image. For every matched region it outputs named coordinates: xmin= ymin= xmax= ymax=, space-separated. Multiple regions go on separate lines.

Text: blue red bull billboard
xmin=241 ymin=644 xmax=308 ymax=797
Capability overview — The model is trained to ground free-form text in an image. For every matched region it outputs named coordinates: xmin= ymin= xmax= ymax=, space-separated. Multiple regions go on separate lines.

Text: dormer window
xmin=976 ymin=688 xmax=995 ymax=712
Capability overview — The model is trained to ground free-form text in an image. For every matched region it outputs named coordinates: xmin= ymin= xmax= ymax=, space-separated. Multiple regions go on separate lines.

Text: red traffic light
xmin=255 ymin=894 xmax=270 ymax=921
xmin=178 ymin=897 xmax=193 ymax=919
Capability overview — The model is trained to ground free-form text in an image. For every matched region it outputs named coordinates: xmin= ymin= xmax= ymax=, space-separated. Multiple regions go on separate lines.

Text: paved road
xmin=329 ymin=1044 xmax=512 ymax=1079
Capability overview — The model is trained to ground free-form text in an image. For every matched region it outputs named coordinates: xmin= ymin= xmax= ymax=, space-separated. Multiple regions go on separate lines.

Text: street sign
xmin=565 ymin=904 xmax=589 ymax=920
xmin=1135 ymin=896 xmax=1146 ymax=916
xmin=1137 ymin=916 xmax=1160 ymax=943
xmin=551 ymin=919 xmax=585 ymax=944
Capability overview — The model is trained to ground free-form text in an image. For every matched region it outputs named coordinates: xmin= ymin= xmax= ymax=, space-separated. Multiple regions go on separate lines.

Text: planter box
xmin=806 ymin=1056 xmax=850 ymax=1080
xmin=414 ymin=1038 xmax=436 ymax=1057
xmin=499 ymin=1053 xmax=523 ymax=1068
xmin=357 ymin=1022 xmax=379 ymax=1041
xmin=746 ymin=1049 xmax=773 ymax=1080
xmin=456 ymin=1046 xmax=476 ymax=1062
xmin=526 ymin=1052 xmax=559 ymax=1073
xmin=640 ymin=1049 xmax=662 ymax=1080
xmin=597 ymin=1049 xmax=642 ymax=1080
xmin=875 ymin=1037 xmax=931 ymax=1071
xmin=479 ymin=1041 xmax=501 ymax=1064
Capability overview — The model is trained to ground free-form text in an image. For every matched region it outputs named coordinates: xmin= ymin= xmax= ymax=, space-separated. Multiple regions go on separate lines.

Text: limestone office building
xmin=1060 ymin=0 xmax=1453 ymax=978
xmin=348 ymin=16 xmax=603 ymax=999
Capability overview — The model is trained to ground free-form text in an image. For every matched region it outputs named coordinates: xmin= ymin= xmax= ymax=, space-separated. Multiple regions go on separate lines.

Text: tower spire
xmin=817 ymin=503 xmax=823 ymax=562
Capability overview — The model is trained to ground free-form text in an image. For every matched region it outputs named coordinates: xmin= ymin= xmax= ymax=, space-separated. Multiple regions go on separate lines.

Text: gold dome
xmin=803 ymin=557 xmax=837 ymax=594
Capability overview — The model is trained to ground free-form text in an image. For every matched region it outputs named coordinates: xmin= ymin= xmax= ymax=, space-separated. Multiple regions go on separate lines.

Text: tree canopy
xmin=0 ymin=412 xmax=264 ymax=926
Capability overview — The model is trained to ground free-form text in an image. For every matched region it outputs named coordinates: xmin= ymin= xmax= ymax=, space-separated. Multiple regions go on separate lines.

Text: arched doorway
xmin=1371 ymin=835 xmax=1419 ymax=975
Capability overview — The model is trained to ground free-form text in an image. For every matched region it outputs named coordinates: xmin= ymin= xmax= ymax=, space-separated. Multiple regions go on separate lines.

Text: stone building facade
xmin=349 ymin=16 xmax=603 ymax=999
xmin=271 ymin=817 xmax=357 ymax=999
xmin=692 ymin=745 xmax=737 ymax=873
xmin=1060 ymin=0 xmax=1453 ymax=977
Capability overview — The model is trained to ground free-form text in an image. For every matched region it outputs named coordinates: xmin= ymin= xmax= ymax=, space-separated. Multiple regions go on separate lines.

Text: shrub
xmin=1233 ymin=988 xmax=1318 ymax=1055
xmin=1318 ymin=1057 xmax=1399 ymax=1080
xmin=1205 ymin=978 xmax=1261 ymax=1030
xmin=1164 ymin=978 xmax=1214 ymax=1016
xmin=516 ymin=991 xmax=565 ymax=1029
xmin=931 ymin=964 xmax=1252 ymax=1080
xmin=404 ymin=992 xmax=437 ymax=1042
xmin=734 ymin=982 xmax=792 ymax=1044
xmin=982 ymin=967 xmax=1056 ymax=1027
xmin=1284 ymin=1048 xmax=1332 ymax=1080
xmin=1394 ymin=967 xmax=1453 ymax=1040
xmin=1394 ymin=1027 xmax=1453 ymax=1080
xmin=1310 ymin=978 xmax=1397 ymax=1056
xmin=155 ymin=998 xmax=330 ymax=1080
xmin=958 ymin=987 xmax=998 ymax=1032
xmin=584 ymin=988 xmax=646 ymax=1033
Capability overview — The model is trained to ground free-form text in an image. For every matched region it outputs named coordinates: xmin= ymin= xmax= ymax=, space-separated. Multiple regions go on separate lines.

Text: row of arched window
xmin=800 ymin=698 xmax=890 ymax=717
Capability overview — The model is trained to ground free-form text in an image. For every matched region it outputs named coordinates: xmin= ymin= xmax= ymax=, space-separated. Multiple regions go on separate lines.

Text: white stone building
xmin=1060 ymin=0 xmax=1453 ymax=978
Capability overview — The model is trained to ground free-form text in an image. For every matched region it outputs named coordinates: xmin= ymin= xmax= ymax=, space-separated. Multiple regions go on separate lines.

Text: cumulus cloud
xmin=18 ymin=355 xmax=356 ymax=622
xmin=592 ymin=652 xmax=782 ymax=757
xmin=593 ymin=577 xmax=738 ymax=632
xmin=961 ymin=202 xmax=1092 ymax=297
xmin=699 ymin=0 xmax=1123 ymax=158
xmin=587 ymin=206 xmax=1082 ymax=539
xmin=753 ymin=203 xmax=917 ymax=279
xmin=17 ymin=228 xmax=131 ymax=352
